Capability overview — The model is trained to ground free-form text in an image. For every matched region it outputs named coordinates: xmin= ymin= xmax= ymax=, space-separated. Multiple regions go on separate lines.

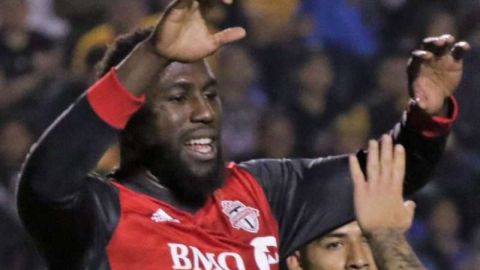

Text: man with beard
xmin=17 ymin=0 xmax=469 ymax=269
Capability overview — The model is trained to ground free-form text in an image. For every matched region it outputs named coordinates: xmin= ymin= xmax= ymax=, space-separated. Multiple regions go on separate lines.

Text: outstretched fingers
xmin=422 ymin=34 xmax=455 ymax=56
xmin=212 ymin=27 xmax=247 ymax=47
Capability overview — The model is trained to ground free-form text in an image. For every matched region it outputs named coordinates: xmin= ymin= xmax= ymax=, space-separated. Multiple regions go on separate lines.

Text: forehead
xmin=325 ymin=221 xmax=363 ymax=238
xmin=159 ymin=60 xmax=215 ymax=86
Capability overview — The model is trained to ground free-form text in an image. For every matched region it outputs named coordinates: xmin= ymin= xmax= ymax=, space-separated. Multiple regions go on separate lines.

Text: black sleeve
xmin=17 ymin=94 xmax=121 ymax=268
xmin=239 ymin=111 xmax=447 ymax=259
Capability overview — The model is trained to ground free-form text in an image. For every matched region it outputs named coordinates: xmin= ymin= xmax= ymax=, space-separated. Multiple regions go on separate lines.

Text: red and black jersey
xmin=107 ymin=164 xmax=280 ymax=270
xmin=17 ymin=70 xmax=457 ymax=270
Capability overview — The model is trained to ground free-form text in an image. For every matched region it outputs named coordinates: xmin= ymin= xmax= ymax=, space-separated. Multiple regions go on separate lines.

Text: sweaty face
xmin=287 ymin=222 xmax=377 ymax=270
xmin=141 ymin=61 xmax=224 ymax=205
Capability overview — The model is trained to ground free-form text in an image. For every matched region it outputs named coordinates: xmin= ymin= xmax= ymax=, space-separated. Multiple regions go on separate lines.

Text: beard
xmin=143 ymin=143 xmax=225 ymax=207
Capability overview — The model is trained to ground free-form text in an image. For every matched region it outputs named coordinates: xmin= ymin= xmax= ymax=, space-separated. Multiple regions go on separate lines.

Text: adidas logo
xmin=151 ymin=208 xmax=180 ymax=223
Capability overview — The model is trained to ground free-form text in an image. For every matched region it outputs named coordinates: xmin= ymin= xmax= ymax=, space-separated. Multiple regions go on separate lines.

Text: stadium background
xmin=0 ymin=0 xmax=479 ymax=269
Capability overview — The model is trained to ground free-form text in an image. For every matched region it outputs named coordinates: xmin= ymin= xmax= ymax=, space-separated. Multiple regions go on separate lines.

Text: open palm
xmin=154 ymin=0 xmax=245 ymax=62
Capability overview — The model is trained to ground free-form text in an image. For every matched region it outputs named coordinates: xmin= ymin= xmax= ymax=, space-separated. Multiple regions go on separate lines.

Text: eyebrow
xmin=322 ymin=232 xmax=369 ymax=241
xmin=203 ymin=78 xmax=218 ymax=89
xmin=323 ymin=233 xmax=348 ymax=239
xmin=165 ymin=78 xmax=217 ymax=90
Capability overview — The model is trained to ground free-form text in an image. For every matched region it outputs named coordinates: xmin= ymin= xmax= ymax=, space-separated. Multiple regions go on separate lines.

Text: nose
xmin=190 ymin=94 xmax=215 ymax=124
xmin=346 ymin=244 xmax=370 ymax=269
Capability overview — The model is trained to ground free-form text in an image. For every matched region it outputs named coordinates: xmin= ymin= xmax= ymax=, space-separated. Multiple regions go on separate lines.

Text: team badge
xmin=221 ymin=200 xmax=260 ymax=233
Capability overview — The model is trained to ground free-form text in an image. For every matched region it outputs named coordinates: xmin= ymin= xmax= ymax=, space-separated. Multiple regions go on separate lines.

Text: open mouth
xmin=184 ymin=137 xmax=216 ymax=161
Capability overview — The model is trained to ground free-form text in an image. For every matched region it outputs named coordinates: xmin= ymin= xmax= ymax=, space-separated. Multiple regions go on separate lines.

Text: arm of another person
xmin=239 ymin=35 xmax=470 ymax=259
xmin=17 ymin=0 xmax=245 ymax=264
xmin=350 ymin=139 xmax=425 ymax=269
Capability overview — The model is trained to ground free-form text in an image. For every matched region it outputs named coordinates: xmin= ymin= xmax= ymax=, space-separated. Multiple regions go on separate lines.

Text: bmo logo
xmin=168 ymin=236 xmax=279 ymax=270
xmin=168 ymin=243 xmax=246 ymax=270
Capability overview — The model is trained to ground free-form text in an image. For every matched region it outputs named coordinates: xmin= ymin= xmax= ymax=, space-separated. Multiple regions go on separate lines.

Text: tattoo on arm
xmin=367 ymin=229 xmax=426 ymax=270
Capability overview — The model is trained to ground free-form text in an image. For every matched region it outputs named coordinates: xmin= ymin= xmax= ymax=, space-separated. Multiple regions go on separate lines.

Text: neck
xmin=116 ymin=168 xmax=205 ymax=213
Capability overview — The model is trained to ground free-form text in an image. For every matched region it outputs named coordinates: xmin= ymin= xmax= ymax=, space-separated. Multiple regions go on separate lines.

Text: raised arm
xmin=240 ymin=35 xmax=470 ymax=259
xmin=357 ymin=35 xmax=470 ymax=194
xmin=17 ymin=1 xmax=245 ymax=267
xmin=18 ymin=0 xmax=245 ymax=205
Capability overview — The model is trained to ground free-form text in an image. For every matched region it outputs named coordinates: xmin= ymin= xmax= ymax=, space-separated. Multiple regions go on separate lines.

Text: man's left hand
xmin=407 ymin=34 xmax=470 ymax=115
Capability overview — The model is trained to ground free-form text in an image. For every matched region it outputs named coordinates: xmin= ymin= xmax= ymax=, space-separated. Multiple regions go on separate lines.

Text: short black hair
xmin=96 ymin=27 xmax=154 ymax=78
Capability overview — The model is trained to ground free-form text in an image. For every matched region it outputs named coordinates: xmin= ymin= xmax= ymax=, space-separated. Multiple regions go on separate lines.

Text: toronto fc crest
xmin=221 ymin=200 xmax=260 ymax=233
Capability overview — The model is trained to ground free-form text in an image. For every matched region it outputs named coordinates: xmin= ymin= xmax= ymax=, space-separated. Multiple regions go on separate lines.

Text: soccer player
xmin=17 ymin=0 xmax=469 ymax=269
xmin=286 ymin=221 xmax=377 ymax=270
xmin=286 ymin=140 xmax=426 ymax=270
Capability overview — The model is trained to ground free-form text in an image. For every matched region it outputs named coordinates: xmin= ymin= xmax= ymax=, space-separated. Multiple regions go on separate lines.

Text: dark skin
xmin=147 ymin=61 xmax=222 ymax=178
xmin=114 ymin=0 xmax=244 ymax=207
xmin=120 ymin=61 xmax=225 ymax=208
xmin=114 ymin=0 xmax=469 ymax=208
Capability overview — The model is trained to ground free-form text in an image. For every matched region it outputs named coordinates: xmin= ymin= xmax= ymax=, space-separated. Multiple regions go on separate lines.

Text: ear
xmin=286 ymin=251 xmax=303 ymax=270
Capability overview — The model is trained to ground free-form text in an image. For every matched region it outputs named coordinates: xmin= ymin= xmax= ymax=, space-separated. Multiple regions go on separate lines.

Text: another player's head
xmin=97 ymin=28 xmax=225 ymax=206
xmin=286 ymin=221 xmax=377 ymax=270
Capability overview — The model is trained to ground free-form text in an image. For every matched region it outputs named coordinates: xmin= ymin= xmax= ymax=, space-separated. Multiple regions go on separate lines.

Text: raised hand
xmin=152 ymin=0 xmax=246 ymax=62
xmin=407 ymin=34 xmax=470 ymax=115
xmin=349 ymin=136 xmax=427 ymax=269
xmin=349 ymin=135 xmax=415 ymax=234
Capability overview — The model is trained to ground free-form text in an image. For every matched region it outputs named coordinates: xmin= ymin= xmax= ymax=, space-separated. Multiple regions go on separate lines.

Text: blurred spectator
xmin=424 ymin=8 xmax=458 ymax=38
xmin=0 ymin=0 xmax=56 ymax=109
xmin=286 ymin=52 xmax=339 ymax=157
xmin=416 ymin=196 xmax=472 ymax=270
xmin=461 ymin=227 xmax=480 ymax=270
xmin=0 ymin=118 xmax=34 ymax=196
xmin=240 ymin=0 xmax=306 ymax=104
xmin=452 ymin=3 xmax=480 ymax=177
xmin=325 ymin=104 xmax=371 ymax=155
xmin=425 ymin=137 xmax=480 ymax=236
xmin=71 ymin=0 xmax=157 ymax=77
xmin=365 ymin=53 xmax=409 ymax=137
xmin=298 ymin=0 xmax=379 ymax=57
xmin=0 ymin=203 xmax=43 ymax=270
xmin=218 ymin=45 xmax=265 ymax=161
xmin=241 ymin=0 xmax=299 ymax=47
xmin=26 ymin=0 xmax=69 ymax=39
xmin=0 ymin=0 xmax=54 ymax=78
xmin=297 ymin=0 xmax=379 ymax=103
xmin=377 ymin=0 xmax=459 ymax=52
xmin=255 ymin=112 xmax=296 ymax=159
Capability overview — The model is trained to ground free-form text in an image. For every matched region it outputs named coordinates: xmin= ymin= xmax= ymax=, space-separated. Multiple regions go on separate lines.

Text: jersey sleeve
xmin=17 ymin=69 xmax=144 ymax=268
xmin=239 ymin=98 xmax=457 ymax=259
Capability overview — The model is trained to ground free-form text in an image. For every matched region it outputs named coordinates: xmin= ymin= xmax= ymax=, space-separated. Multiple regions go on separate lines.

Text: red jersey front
xmin=107 ymin=163 xmax=280 ymax=270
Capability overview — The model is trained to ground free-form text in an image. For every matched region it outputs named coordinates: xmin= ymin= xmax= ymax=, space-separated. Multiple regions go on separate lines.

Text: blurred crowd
xmin=0 ymin=0 xmax=479 ymax=269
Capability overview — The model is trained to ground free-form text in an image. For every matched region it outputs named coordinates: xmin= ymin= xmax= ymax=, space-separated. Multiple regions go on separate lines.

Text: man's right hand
xmin=349 ymin=135 xmax=415 ymax=235
xmin=349 ymin=136 xmax=427 ymax=269
xmin=115 ymin=0 xmax=245 ymax=96
xmin=151 ymin=0 xmax=246 ymax=62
